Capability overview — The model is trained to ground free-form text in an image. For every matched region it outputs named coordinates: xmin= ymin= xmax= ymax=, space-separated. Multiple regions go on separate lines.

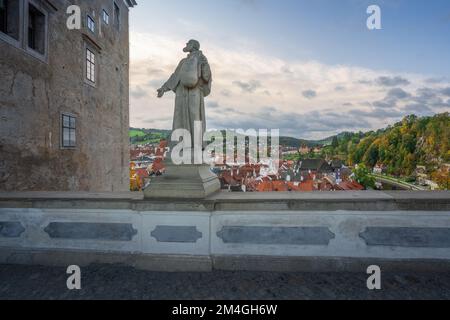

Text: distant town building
xmin=373 ymin=163 xmax=387 ymax=174
xmin=0 ymin=0 xmax=137 ymax=191
xmin=216 ymin=158 xmax=363 ymax=193
xmin=330 ymin=160 xmax=344 ymax=171
xmin=299 ymin=145 xmax=310 ymax=155
xmin=415 ymin=165 xmax=443 ymax=190
xmin=297 ymin=159 xmax=333 ymax=175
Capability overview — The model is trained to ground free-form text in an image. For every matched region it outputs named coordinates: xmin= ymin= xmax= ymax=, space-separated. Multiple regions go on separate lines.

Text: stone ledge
xmin=0 ymin=192 xmax=144 ymax=201
xmin=0 ymin=191 xmax=449 ymax=211
xmin=1 ymin=247 xmax=450 ymax=273
xmin=0 ymin=248 xmax=212 ymax=272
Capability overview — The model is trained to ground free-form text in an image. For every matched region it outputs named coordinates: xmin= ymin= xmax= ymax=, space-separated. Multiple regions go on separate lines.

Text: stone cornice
xmin=0 ymin=191 xmax=449 ymax=211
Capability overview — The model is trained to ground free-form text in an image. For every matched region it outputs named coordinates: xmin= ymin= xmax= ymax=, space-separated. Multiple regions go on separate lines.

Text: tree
xmin=353 ymin=164 xmax=376 ymax=189
xmin=402 ymin=133 xmax=416 ymax=154
xmin=331 ymin=136 xmax=339 ymax=149
xmin=431 ymin=168 xmax=450 ymax=190
xmin=363 ymin=140 xmax=380 ymax=168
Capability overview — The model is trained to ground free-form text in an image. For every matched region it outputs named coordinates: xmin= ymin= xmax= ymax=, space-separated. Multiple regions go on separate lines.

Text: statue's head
xmin=183 ymin=39 xmax=200 ymax=53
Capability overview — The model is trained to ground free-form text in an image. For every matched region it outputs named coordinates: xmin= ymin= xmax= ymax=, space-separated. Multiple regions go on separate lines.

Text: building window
xmin=87 ymin=15 xmax=95 ymax=33
xmin=86 ymin=48 xmax=95 ymax=83
xmin=0 ymin=0 xmax=20 ymax=41
xmin=1 ymin=0 xmax=48 ymax=61
xmin=102 ymin=9 xmax=109 ymax=25
xmin=62 ymin=114 xmax=76 ymax=148
xmin=27 ymin=2 xmax=46 ymax=55
xmin=113 ymin=2 xmax=120 ymax=31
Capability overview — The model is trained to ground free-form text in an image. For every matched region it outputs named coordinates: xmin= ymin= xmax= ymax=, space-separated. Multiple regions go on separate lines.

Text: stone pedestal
xmin=144 ymin=161 xmax=221 ymax=199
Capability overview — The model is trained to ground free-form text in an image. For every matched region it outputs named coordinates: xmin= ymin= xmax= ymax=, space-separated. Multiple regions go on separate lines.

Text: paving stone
xmin=0 ymin=264 xmax=449 ymax=300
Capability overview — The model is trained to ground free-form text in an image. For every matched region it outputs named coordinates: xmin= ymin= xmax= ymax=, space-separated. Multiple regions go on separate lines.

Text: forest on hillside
xmin=321 ymin=113 xmax=449 ymax=187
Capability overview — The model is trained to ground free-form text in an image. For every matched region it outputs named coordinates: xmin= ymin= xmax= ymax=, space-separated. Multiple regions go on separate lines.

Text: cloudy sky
xmin=129 ymin=0 xmax=450 ymax=139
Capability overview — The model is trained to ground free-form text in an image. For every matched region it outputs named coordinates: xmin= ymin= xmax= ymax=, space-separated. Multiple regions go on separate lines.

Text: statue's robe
xmin=162 ymin=51 xmax=212 ymax=146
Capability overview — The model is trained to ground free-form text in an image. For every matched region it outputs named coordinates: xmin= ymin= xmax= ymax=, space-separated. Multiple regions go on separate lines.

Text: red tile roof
xmin=337 ymin=181 xmax=365 ymax=191
xmin=151 ymin=160 xmax=165 ymax=173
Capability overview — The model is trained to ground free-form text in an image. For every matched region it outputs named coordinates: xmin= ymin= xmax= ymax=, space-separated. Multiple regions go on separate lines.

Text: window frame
xmin=87 ymin=14 xmax=95 ymax=33
xmin=0 ymin=0 xmax=24 ymax=49
xmin=61 ymin=113 xmax=77 ymax=149
xmin=102 ymin=9 xmax=109 ymax=25
xmin=84 ymin=43 xmax=98 ymax=87
xmin=24 ymin=0 xmax=48 ymax=62
xmin=86 ymin=47 xmax=95 ymax=83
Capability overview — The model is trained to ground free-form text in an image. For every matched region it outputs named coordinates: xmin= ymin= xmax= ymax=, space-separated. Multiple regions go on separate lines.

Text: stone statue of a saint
xmin=145 ymin=40 xmax=220 ymax=199
xmin=157 ymin=39 xmax=212 ymax=145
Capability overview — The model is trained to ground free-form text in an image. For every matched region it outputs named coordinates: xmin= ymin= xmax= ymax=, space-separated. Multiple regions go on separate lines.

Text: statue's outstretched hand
xmin=157 ymin=88 xmax=165 ymax=98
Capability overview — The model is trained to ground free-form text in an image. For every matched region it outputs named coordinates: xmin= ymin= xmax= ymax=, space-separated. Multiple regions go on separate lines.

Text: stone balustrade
xmin=0 ymin=191 xmax=449 ymax=272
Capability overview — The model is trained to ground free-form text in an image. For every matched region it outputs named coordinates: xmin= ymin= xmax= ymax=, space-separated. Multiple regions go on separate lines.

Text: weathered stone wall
xmin=0 ymin=0 xmax=131 ymax=192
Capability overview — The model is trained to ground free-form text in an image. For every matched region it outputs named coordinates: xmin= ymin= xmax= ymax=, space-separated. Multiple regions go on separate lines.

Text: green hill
xmin=130 ymin=128 xmax=319 ymax=148
xmin=129 ymin=128 xmax=171 ymax=145
xmin=312 ymin=132 xmax=356 ymax=146
xmin=279 ymin=136 xmax=320 ymax=148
